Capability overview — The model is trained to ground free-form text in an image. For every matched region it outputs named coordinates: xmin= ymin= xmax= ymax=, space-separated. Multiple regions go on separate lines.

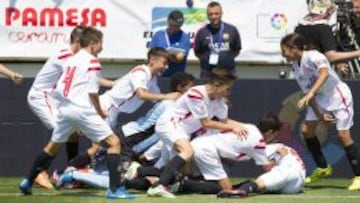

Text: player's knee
xmin=175 ymin=140 xmax=193 ymax=160
xmin=337 ymin=130 xmax=353 ymax=146
xmin=87 ymin=143 xmax=101 ymax=156
xmin=104 ymin=134 xmax=121 ymax=153
xmin=301 ymin=123 xmax=314 ymax=138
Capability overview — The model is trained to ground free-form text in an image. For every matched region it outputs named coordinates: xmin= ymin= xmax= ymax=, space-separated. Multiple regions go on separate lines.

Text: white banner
xmin=0 ymin=0 xmax=308 ymax=63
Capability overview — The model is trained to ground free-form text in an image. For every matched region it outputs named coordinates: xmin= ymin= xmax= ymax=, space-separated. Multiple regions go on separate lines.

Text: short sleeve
xmin=248 ymin=140 xmax=269 ymax=166
xmin=184 ymin=88 xmax=209 ymax=119
xmin=87 ymin=59 xmax=101 ymax=93
xmin=130 ymin=67 xmax=149 ymax=91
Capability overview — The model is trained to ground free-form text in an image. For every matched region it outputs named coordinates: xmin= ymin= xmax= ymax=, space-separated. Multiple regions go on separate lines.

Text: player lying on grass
xmin=217 ymin=143 xmax=306 ymax=198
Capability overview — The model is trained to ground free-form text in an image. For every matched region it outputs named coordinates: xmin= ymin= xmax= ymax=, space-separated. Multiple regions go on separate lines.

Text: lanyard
xmin=165 ymin=31 xmax=171 ymax=48
xmin=209 ymin=23 xmax=224 ymax=50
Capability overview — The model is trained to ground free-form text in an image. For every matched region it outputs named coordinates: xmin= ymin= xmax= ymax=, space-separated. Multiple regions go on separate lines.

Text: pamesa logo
xmin=270 ymin=13 xmax=288 ymax=30
xmin=151 ymin=7 xmax=206 ymax=28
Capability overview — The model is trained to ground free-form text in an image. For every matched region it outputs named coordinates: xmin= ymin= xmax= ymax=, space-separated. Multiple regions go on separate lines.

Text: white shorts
xmin=305 ymin=104 xmax=353 ymax=130
xmin=51 ymin=103 xmax=113 ymax=143
xmin=306 ymin=83 xmax=354 ymax=130
xmin=258 ymin=160 xmax=305 ymax=193
xmin=191 ymin=136 xmax=227 ymax=180
xmin=99 ymin=96 xmax=119 ymax=129
xmin=143 ymin=140 xmax=163 ymax=161
xmin=27 ymin=89 xmax=58 ymax=130
xmin=155 ymin=119 xmax=190 ymax=163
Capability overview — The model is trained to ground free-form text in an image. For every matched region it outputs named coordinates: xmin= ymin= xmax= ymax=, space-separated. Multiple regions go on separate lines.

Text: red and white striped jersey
xmin=100 ymin=64 xmax=160 ymax=113
xmin=55 ymin=49 xmax=101 ymax=109
xmin=30 ymin=48 xmax=73 ymax=95
xmin=158 ymin=85 xmax=228 ymax=135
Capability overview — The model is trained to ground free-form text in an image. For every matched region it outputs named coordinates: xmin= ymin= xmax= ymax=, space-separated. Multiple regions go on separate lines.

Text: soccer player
xmin=146 ymin=67 xmax=247 ymax=198
xmin=118 ymin=72 xmax=195 ymax=163
xmin=218 ymin=143 xmax=305 ymax=198
xmin=99 ymin=47 xmax=181 ymax=129
xmin=190 ymin=118 xmax=274 ymax=192
xmin=19 ymin=26 xmax=134 ymax=199
xmin=0 ymin=64 xmax=23 ymax=84
xmin=28 ymin=25 xmax=85 ymax=160
xmin=54 ymin=72 xmax=196 ymax=190
xmin=280 ymin=33 xmax=360 ymax=191
xmin=62 ymin=47 xmax=181 ymax=173
xmin=26 ymin=26 xmax=85 ymax=189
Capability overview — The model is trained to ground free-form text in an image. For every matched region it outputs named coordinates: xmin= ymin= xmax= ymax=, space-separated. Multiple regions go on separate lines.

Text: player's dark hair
xmin=70 ymin=25 xmax=86 ymax=44
xmin=168 ymin=10 xmax=184 ymax=26
xmin=280 ymin=33 xmax=314 ymax=51
xmin=170 ymin=72 xmax=195 ymax=92
xmin=147 ymin=47 xmax=169 ymax=61
xmin=258 ymin=112 xmax=282 ymax=133
xmin=208 ymin=67 xmax=237 ymax=87
xmin=79 ymin=26 xmax=103 ymax=48
xmin=208 ymin=1 xmax=222 ymax=9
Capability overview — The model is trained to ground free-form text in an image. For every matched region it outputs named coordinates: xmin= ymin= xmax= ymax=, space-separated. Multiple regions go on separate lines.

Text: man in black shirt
xmin=193 ymin=1 xmax=241 ymax=80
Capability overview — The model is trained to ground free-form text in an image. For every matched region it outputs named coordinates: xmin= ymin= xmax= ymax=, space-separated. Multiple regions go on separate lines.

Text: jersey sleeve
xmin=184 ymin=88 xmax=209 ymax=119
xmin=130 ymin=67 xmax=149 ymax=91
xmin=55 ymin=49 xmax=73 ymax=72
xmin=311 ymin=51 xmax=331 ymax=70
xmin=87 ymin=58 xmax=101 ymax=93
xmin=248 ymin=138 xmax=269 ymax=165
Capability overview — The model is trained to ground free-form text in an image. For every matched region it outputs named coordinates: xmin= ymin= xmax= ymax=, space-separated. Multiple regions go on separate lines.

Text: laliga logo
xmin=270 ymin=13 xmax=288 ymax=30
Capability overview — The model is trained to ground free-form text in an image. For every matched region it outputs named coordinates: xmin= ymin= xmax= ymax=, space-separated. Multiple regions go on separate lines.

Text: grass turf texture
xmin=1 ymin=177 xmax=360 ymax=203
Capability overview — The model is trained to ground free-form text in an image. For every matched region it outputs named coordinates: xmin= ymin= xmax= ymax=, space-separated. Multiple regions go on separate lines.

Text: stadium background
xmin=0 ymin=0 xmax=359 ymax=179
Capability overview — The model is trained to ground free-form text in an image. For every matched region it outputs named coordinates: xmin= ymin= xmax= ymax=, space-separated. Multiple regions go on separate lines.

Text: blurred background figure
xmin=149 ymin=10 xmax=191 ymax=77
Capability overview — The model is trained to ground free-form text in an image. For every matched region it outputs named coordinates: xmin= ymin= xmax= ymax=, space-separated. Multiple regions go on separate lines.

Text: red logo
xmin=5 ymin=7 xmax=106 ymax=27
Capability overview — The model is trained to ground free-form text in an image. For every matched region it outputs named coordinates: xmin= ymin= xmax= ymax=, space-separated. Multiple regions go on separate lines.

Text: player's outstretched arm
xmin=0 ymin=64 xmax=23 ymax=85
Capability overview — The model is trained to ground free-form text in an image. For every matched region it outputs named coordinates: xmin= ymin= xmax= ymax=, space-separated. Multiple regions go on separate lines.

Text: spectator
xmin=295 ymin=0 xmax=360 ymax=62
xmin=149 ymin=10 xmax=191 ymax=77
xmin=194 ymin=1 xmax=241 ymax=80
xmin=351 ymin=0 xmax=360 ymax=45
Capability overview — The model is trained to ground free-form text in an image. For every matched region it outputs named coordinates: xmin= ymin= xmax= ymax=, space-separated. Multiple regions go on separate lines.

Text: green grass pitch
xmin=1 ymin=177 xmax=359 ymax=203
